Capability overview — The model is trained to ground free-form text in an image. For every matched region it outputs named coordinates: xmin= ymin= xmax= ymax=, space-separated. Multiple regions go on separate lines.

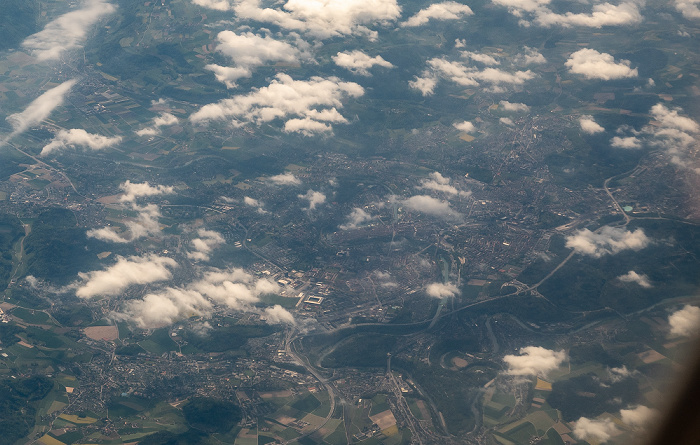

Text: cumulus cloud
xmin=340 ymin=207 xmax=373 ymax=230
xmin=668 ymin=305 xmax=700 ymax=337
xmin=620 ymin=405 xmax=658 ymax=429
xmin=410 ymin=51 xmax=536 ymax=95
xmin=268 ymin=172 xmax=301 ymax=185
xmin=206 ymin=0 xmax=402 ymax=41
xmin=40 ymin=129 xmax=121 ymax=156
xmin=503 ymin=346 xmax=566 ymax=377
xmin=244 ymin=196 xmax=267 ymax=213
xmin=513 ymin=46 xmax=546 ymax=65
xmin=418 ymin=172 xmax=470 ymax=197
xmin=642 ymin=103 xmax=700 ymax=170
xmin=492 ymin=0 xmax=643 ymax=28
xmin=425 ymin=282 xmax=460 ymax=298
xmin=500 ymin=117 xmax=515 ymax=126
xmin=500 ymin=100 xmax=530 ymax=112
xmin=205 ymin=31 xmax=305 ymax=88
xmin=298 ymin=189 xmax=327 ymax=210
xmin=580 ymin=115 xmax=605 ymax=134
xmin=332 ymin=50 xmax=394 ymax=76
xmin=402 ymin=1 xmax=473 ymax=27
xmin=87 ymin=203 xmax=163 ymax=243
xmin=618 ymin=270 xmax=652 ymax=288
xmin=675 ymin=0 xmax=700 ymax=19
xmin=572 ymin=417 xmax=618 ymax=443
xmin=187 ymin=229 xmax=225 ymax=261
xmin=75 ymin=254 xmax=177 ymax=299
xmin=611 ymin=136 xmax=642 ymax=149
xmin=117 ymin=267 xmax=289 ymax=328
xmin=453 ymin=121 xmax=476 ymax=133
xmin=119 ymin=181 xmax=175 ymax=202
xmin=21 ymin=0 xmax=116 ymax=61
xmin=135 ymin=112 xmax=179 ymax=137
xmin=461 ymin=51 xmax=500 ymax=66
xmin=565 ymin=227 xmax=651 ymax=258
xmin=190 ymin=74 xmax=363 ymax=135
xmin=565 ymin=48 xmax=638 ymax=80
xmin=6 ymin=79 xmax=77 ymax=137
xmin=400 ymin=195 xmax=463 ymax=221
xmin=609 ymin=365 xmax=633 ymax=383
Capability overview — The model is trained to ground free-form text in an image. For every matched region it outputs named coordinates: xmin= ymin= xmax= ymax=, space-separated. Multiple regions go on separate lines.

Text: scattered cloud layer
xmin=87 ymin=203 xmax=163 ymax=243
xmin=618 ymin=270 xmax=652 ymax=288
xmin=668 ymin=305 xmax=700 ymax=337
xmin=425 ymin=282 xmax=460 ymax=298
xmin=21 ymin=0 xmax=116 ymax=61
xmin=565 ymin=48 xmax=638 ymax=80
xmin=565 ymin=227 xmax=651 ymax=258
xmin=491 ymin=0 xmax=643 ymax=28
xmin=190 ymin=74 xmax=363 ymax=136
xmin=6 ymin=79 xmax=77 ymax=137
xmin=644 ymin=103 xmax=700 ymax=170
xmin=399 ymin=195 xmax=463 ymax=221
xmin=572 ymin=417 xmax=618 ymax=443
xmin=119 ymin=181 xmax=175 ymax=202
xmin=187 ymin=229 xmax=226 ymax=261
xmin=205 ymin=31 xmax=305 ymax=88
xmin=76 ymin=254 xmax=177 ymax=299
xmin=418 ymin=172 xmax=470 ymax=197
xmin=268 ymin=172 xmax=301 ymax=185
xmin=193 ymin=0 xmax=402 ymax=40
xmin=340 ymin=207 xmax=373 ymax=230
xmin=41 ymin=129 xmax=122 ymax=156
xmin=675 ymin=0 xmax=700 ymax=19
xmin=116 ymin=267 xmax=292 ymax=328
xmin=135 ymin=112 xmax=179 ymax=136
xmin=580 ymin=115 xmax=605 ymax=134
xmin=298 ymin=189 xmax=327 ymax=210
xmin=503 ymin=346 xmax=566 ymax=376
xmin=402 ymin=1 xmax=473 ymax=27
xmin=410 ymin=49 xmax=536 ymax=95
xmin=332 ymin=50 xmax=393 ymax=76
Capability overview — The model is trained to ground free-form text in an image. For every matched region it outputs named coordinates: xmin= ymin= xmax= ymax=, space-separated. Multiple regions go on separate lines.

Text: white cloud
xmin=668 ymin=305 xmax=700 ymax=337
xmin=492 ymin=0 xmax=643 ymax=28
xmin=119 ymin=181 xmax=175 ymax=202
xmin=268 ymin=172 xmax=301 ymax=185
xmin=87 ymin=203 xmax=163 ymax=243
xmin=609 ymin=365 xmax=633 ymax=382
xmin=190 ymin=74 xmax=363 ymax=135
xmin=572 ymin=417 xmax=618 ymax=443
xmin=400 ymin=195 xmax=463 ymax=221
xmin=565 ymin=227 xmax=651 ymax=258
xmin=580 ymin=115 xmax=605 ymax=134
xmin=453 ymin=121 xmax=476 ymax=133
xmin=21 ymin=0 xmax=116 ymax=61
xmin=332 ymin=50 xmax=394 ymax=76
xmin=418 ymin=172 xmax=471 ymax=197
xmin=298 ymin=189 xmax=326 ymax=210
xmin=500 ymin=100 xmax=530 ymax=112
xmin=500 ymin=117 xmax=515 ymax=126
xmin=402 ymin=1 xmax=473 ymax=27
xmin=205 ymin=31 xmax=304 ymax=88
xmin=620 ymin=405 xmax=658 ymax=429
xmin=618 ymin=270 xmax=652 ymax=288
xmin=675 ymin=0 xmax=700 ymax=19
xmin=228 ymin=0 xmax=402 ymax=41
xmin=503 ymin=346 xmax=566 ymax=376
xmin=75 ymin=254 xmax=177 ymax=299
xmin=263 ymin=305 xmax=296 ymax=324
xmin=192 ymin=0 xmax=233 ymax=10
xmin=340 ymin=207 xmax=373 ymax=229
xmin=643 ymin=104 xmax=700 ymax=170
xmin=611 ymin=136 xmax=642 ymax=149
xmin=187 ymin=229 xmax=226 ymax=262
xmin=135 ymin=112 xmax=179 ymax=136
xmin=461 ymin=51 xmax=500 ymax=66
xmin=566 ymin=48 xmax=638 ymax=80
xmin=6 ymin=79 xmax=77 ymax=137
xmin=244 ymin=196 xmax=267 ymax=213
xmin=41 ymin=129 xmax=122 ymax=156
xmin=410 ymin=52 xmax=536 ymax=96
xmin=116 ymin=266 xmax=288 ymax=328
xmin=425 ymin=282 xmax=460 ymax=298
xmin=513 ymin=46 xmax=546 ymax=65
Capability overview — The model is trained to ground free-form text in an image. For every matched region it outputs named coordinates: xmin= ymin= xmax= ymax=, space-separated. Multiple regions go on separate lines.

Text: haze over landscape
xmin=0 ymin=0 xmax=700 ymax=444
